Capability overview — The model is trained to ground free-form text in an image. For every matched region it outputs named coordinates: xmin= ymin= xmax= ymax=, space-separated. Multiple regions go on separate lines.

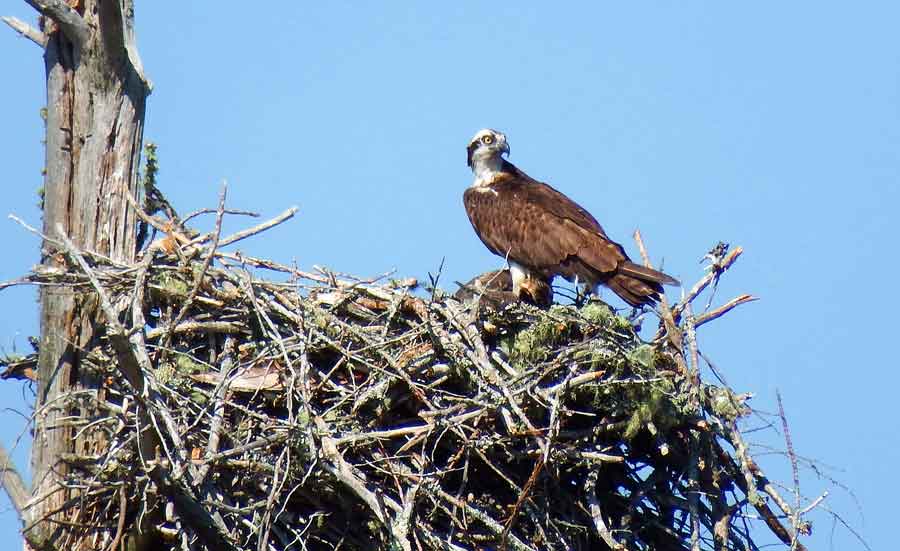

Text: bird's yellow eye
xmin=481 ymin=135 xmax=494 ymax=145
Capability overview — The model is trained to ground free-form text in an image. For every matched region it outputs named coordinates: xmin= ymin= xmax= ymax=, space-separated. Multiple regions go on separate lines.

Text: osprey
xmin=463 ymin=128 xmax=678 ymax=307
xmin=455 ymin=268 xmax=553 ymax=309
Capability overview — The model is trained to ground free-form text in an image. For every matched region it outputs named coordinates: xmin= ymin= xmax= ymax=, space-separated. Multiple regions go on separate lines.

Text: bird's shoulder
xmin=491 ymin=163 xmax=607 ymax=236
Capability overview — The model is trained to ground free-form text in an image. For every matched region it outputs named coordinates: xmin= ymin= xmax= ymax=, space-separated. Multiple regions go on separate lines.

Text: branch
xmin=634 ymin=229 xmax=685 ymax=368
xmin=677 ymin=246 xmax=744 ymax=317
xmin=584 ymin=470 xmax=623 ymax=550
xmin=24 ymin=0 xmax=88 ymax=46
xmin=161 ymin=183 xmax=227 ymax=353
xmin=694 ymin=294 xmax=758 ymax=328
xmin=1 ymin=15 xmax=45 ymax=47
xmin=0 ymin=442 xmax=29 ymax=519
xmin=185 ymin=205 xmax=298 ymax=250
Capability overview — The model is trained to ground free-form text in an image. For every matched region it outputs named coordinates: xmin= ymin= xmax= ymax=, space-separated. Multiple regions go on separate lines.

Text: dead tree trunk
xmin=4 ymin=1 xmax=149 ymax=548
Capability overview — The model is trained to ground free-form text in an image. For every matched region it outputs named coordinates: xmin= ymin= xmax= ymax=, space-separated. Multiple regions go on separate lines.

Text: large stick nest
xmin=3 ymin=199 xmax=814 ymax=551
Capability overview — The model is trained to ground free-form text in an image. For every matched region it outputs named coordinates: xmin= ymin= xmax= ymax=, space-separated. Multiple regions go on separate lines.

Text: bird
xmin=462 ymin=128 xmax=678 ymax=307
xmin=454 ymin=268 xmax=553 ymax=309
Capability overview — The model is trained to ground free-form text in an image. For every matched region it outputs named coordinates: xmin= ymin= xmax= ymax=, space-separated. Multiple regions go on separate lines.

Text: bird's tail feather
xmin=606 ymin=273 xmax=664 ymax=308
xmin=618 ymin=262 xmax=679 ymax=287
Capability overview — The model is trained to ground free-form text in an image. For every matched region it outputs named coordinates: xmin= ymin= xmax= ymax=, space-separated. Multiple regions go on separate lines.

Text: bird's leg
xmin=508 ymin=261 xmax=527 ymax=299
xmin=574 ymin=277 xmax=594 ymax=308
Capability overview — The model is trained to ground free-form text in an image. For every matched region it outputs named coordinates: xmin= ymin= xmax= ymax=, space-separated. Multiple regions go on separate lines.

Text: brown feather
xmin=454 ymin=269 xmax=552 ymax=308
xmin=606 ymin=274 xmax=663 ymax=308
xmin=463 ymin=161 xmax=677 ymax=307
xmin=618 ymin=261 xmax=680 ymax=286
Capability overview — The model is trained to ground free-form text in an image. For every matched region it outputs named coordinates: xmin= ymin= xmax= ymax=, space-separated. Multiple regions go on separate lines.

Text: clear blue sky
xmin=2 ymin=3 xmax=897 ymax=549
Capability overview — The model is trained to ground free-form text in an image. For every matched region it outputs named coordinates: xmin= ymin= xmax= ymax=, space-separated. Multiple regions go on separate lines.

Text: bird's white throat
xmin=470 ymin=154 xmax=505 ymax=188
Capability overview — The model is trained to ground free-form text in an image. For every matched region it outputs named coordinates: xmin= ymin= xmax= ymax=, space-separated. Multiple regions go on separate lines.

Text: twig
xmin=584 ymin=470 xmax=623 ymax=550
xmin=182 ymin=207 xmax=260 ymax=224
xmin=434 ymin=487 xmax=536 ymax=551
xmin=501 ymin=456 xmax=544 ymax=548
xmin=777 ymin=390 xmax=806 ymax=549
xmin=214 ymin=250 xmax=330 ymax=283
xmin=202 ymin=432 xmax=290 ymax=465
xmin=694 ymin=294 xmax=758 ymax=328
xmin=2 ymin=15 xmax=46 ymax=47
xmin=799 ymin=492 xmax=827 ymax=515
xmin=144 ymin=320 xmax=246 ymax=340
xmin=0 ymin=442 xmax=29 ymax=518
xmin=195 ymin=337 xmax=235 ymax=485
xmin=687 ymin=432 xmax=701 ymax=551
xmin=161 ymin=183 xmax=227 ymax=353
xmin=676 ymin=247 xmax=744 ymax=318
xmin=185 ymin=206 xmax=298 ymax=250
xmin=633 ymin=230 xmax=684 ymax=365
xmin=101 ymin=485 xmax=127 ymax=551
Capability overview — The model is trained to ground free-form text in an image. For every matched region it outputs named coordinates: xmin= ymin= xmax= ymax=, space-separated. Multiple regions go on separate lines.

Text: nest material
xmin=4 ymin=209 xmax=812 ymax=551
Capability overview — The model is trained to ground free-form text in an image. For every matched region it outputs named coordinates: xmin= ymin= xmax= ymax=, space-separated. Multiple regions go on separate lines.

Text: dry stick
xmin=314 ymin=418 xmax=412 ymax=551
xmin=434 ymin=487 xmax=536 ymax=551
xmin=633 ymin=230 xmax=685 ymax=366
xmin=683 ymin=301 xmax=701 ymax=394
xmin=257 ymin=447 xmax=290 ymax=551
xmin=119 ymin=182 xmax=194 ymax=247
xmin=0 ymin=442 xmax=29 ymax=518
xmin=694 ymin=294 xmax=758 ymax=328
xmin=182 ymin=207 xmax=259 ymax=224
xmin=799 ymin=492 xmax=828 ymax=516
xmin=686 ymin=441 xmax=702 ymax=551
xmin=145 ymin=320 xmax=245 ymax=340
xmin=584 ymin=470 xmax=623 ymax=550
xmin=9 ymin=215 xmax=133 ymax=270
xmin=777 ymin=390 xmax=805 ymax=550
xmin=501 ymin=456 xmax=545 ymax=549
xmin=161 ymin=183 xmax=227 ymax=354
xmin=195 ymin=337 xmax=236 ymax=485
xmin=391 ymin=479 xmax=421 ymax=550
xmin=1 ymin=15 xmax=46 ymax=47
xmin=186 ymin=206 xmax=298 ymax=250
xmin=203 ymin=432 xmax=290 ymax=465
xmin=676 ymin=247 xmax=744 ymax=319
xmin=710 ymin=485 xmax=733 ymax=551
xmin=215 ymin=251 xmax=330 ymax=284
xmin=683 ymin=298 xmax=702 ymax=551
xmin=101 ymin=485 xmax=127 ymax=551
xmin=711 ymin=428 xmax=807 ymax=551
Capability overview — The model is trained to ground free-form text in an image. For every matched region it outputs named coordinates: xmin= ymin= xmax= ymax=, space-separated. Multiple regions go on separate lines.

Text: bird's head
xmin=467 ymin=128 xmax=510 ymax=170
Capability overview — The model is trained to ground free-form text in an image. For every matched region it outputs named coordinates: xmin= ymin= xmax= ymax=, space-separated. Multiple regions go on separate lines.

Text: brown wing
xmin=464 ymin=167 xmax=678 ymax=307
xmin=463 ymin=174 xmax=628 ymax=279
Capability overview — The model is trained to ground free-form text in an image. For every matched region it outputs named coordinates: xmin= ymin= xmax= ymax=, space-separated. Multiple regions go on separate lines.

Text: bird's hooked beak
xmin=500 ymin=140 xmax=510 ymax=157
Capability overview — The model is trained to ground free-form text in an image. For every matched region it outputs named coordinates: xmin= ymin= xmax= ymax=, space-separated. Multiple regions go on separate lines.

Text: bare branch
xmin=585 ymin=470 xmax=623 ymax=550
xmin=162 ymin=183 xmax=228 ymax=352
xmin=1 ymin=15 xmax=45 ymax=47
xmin=185 ymin=205 xmax=298 ymax=250
xmin=677 ymin=246 xmax=744 ymax=317
xmin=24 ymin=0 xmax=88 ymax=46
xmin=694 ymin=294 xmax=758 ymax=327
xmin=0 ymin=442 xmax=29 ymax=518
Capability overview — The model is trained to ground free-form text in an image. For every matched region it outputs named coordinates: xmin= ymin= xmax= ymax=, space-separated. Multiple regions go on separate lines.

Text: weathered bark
xmin=25 ymin=1 xmax=149 ymax=548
